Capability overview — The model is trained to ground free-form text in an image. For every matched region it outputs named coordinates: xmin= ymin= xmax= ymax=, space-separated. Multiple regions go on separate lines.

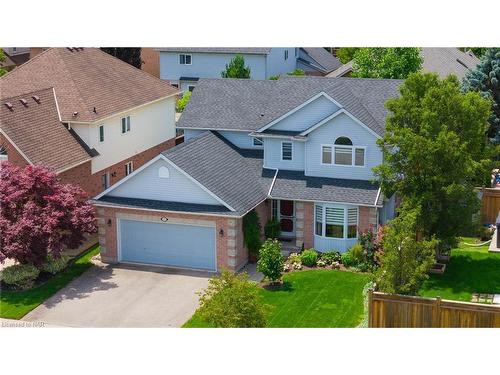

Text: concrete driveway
xmin=22 ymin=263 xmax=210 ymax=327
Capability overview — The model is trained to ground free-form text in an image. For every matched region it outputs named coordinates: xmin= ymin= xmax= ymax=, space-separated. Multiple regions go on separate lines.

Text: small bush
xmin=300 ymin=249 xmax=318 ymax=267
xmin=340 ymin=251 xmax=356 ymax=267
xmin=41 ymin=254 xmax=69 ymax=275
xmin=197 ymin=269 xmax=269 ymax=327
xmin=319 ymin=251 xmax=341 ymax=265
xmin=269 ymin=75 xmax=280 ymax=80
xmin=243 ymin=210 xmax=262 ymax=258
xmin=288 ymin=252 xmax=301 ymax=265
xmin=175 ymin=91 xmax=192 ymax=112
xmin=287 ymin=68 xmax=305 ymax=76
xmin=350 ymin=244 xmax=364 ymax=264
xmin=257 ymin=239 xmax=284 ymax=282
xmin=0 ymin=264 xmax=40 ymax=290
xmin=264 ymin=219 xmax=280 ymax=239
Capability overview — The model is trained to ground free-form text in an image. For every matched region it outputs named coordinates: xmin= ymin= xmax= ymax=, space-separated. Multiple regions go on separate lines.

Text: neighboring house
xmin=1 ymin=47 xmax=31 ymax=71
xmin=158 ymin=48 xmax=341 ymax=90
xmin=93 ymin=76 xmax=400 ymax=272
xmin=327 ymin=47 xmax=480 ymax=79
xmin=141 ymin=48 xmax=161 ymax=78
xmin=0 ymin=47 xmax=179 ymax=197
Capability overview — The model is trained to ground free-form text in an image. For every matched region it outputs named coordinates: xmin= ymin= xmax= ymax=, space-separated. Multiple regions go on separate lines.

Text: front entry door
xmin=278 ymin=200 xmax=295 ymax=236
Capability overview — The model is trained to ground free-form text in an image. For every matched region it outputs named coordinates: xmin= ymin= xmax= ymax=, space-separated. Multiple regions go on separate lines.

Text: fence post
xmin=368 ymin=289 xmax=374 ymax=328
xmin=433 ymin=296 xmax=442 ymax=328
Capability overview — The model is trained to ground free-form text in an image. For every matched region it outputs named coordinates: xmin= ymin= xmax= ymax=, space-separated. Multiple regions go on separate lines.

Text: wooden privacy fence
xmin=369 ymin=291 xmax=500 ymax=328
xmin=481 ymin=187 xmax=500 ymax=224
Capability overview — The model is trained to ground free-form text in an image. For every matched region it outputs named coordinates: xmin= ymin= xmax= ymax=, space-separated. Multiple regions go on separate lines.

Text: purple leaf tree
xmin=0 ymin=163 xmax=97 ymax=265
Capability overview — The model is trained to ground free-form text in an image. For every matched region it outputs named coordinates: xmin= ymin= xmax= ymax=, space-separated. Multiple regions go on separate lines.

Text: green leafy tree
xmin=175 ymin=91 xmax=191 ymax=112
xmin=196 ymin=269 xmax=269 ymax=327
xmin=376 ymin=207 xmax=437 ymax=295
xmin=352 ymin=48 xmax=422 ymax=79
xmin=257 ymin=239 xmax=284 ymax=283
xmin=221 ymin=54 xmax=251 ymax=78
xmin=462 ymin=48 xmax=500 ymax=142
xmin=374 ymin=72 xmax=493 ymax=242
xmin=460 ymin=47 xmax=489 ymax=58
xmin=0 ymin=49 xmax=7 ymax=77
xmin=242 ymin=210 xmax=262 ymax=258
xmin=336 ymin=47 xmax=360 ymax=64
xmin=100 ymin=48 xmax=142 ymax=69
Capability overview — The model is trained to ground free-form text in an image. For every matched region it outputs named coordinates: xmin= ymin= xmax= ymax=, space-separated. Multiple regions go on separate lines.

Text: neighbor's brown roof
xmin=0 ymin=48 xmax=179 ymax=122
xmin=0 ymin=87 xmax=91 ymax=171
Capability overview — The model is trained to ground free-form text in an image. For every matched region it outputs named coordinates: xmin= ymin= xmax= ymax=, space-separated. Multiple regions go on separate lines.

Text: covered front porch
xmin=269 ymin=198 xmax=378 ymax=253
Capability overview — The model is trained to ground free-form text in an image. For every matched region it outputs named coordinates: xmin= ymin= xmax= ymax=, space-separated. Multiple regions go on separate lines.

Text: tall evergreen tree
xmin=462 ymin=48 xmax=500 ymax=143
xmin=221 ymin=54 xmax=251 ymax=78
xmin=100 ymin=47 xmax=142 ymax=69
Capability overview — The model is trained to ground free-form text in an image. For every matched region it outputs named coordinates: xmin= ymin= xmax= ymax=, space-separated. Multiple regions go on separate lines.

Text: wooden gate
xmin=481 ymin=188 xmax=500 ymax=224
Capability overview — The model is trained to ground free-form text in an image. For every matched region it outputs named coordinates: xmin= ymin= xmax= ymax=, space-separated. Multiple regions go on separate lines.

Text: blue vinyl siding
xmin=305 ymin=113 xmax=381 ymax=180
xmin=183 ymin=129 xmax=261 ymax=149
xmin=119 ymin=219 xmax=216 ymax=270
xmin=108 ymin=159 xmax=223 ymax=206
xmin=265 ymin=48 xmax=297 ymax=77
xmin=264 ymin=138 xmax=305 ymax=170
xmin=183 ymin=129 xmax=208 ymax=141
xmin=269 ymin=95 xmax=340 ymax=132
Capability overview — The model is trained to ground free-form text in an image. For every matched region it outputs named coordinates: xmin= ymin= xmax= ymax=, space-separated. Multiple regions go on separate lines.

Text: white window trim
xmin=121 ymin=116 xmax=131 ymax=135
xmin=314 ymin=203 xmax=359 ymax=240
xmin=98 ymin=125 xmax=105 ymax=143
xmin=125 ymin=161 xmax=134 ymax=176
xmin=281 ymin=141 xmax=293 ymax=161
xmin=320 ymin=143 xmax=366 ymax=167
xmin=179 ymin=54 xmax=192 ymax=65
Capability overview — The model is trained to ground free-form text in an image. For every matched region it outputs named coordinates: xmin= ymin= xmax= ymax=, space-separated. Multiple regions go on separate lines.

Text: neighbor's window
xmin=101 ymin=173 xmax=109 ymax=190
xmin=171 ymin=83 xmax=179 ymax=88
xmin=253 ymin=137 xmax=263 ymax=146
xmin=284 ymin=50 xmax=289 ymax=60
xmin=121 ymin=116 xmax=131 ymax=134
xmin=125 ymin=161 xmax=133 ymax=176
xmin=188 ymin=85 xmax=195 ymax=92
xmin=179 ymin=54 xmax=192 ymax=65
xmin=99 ymin=125 xmax=104 ymax=142
xmin=282 ymin=142 xmax=293 ymax=161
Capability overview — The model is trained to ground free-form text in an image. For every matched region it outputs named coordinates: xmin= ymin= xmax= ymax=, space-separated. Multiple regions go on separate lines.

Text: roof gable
xmin=1 ymin=48 xmax=179 ymax=122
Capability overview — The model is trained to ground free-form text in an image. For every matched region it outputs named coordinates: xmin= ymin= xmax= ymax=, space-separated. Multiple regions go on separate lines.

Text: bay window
xmin=314 ymin=204 xmax=358 ymax=239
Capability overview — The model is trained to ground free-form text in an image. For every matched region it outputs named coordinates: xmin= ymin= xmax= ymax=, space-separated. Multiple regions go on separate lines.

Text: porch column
xmin=295 ymin=201 xmax=304 ymax=248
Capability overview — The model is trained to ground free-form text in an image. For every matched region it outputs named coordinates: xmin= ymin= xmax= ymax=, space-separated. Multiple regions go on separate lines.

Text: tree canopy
xmin=0 ymin=163 xmax=97 ymax=265
xmin=100 ymin=48 xmax=142 ymax=69
xmin=221 ymin=54 xmax=251 ymax=78
xmin=336 ymin=47 xmax=360 ymax=64
xmin=0 ymin=48 xmax=7 ymax=77
xmin=462 ymin=48 xmax=500 ymax=143
xmin=373 ymin=72 xmax=492 ymax=242
xmin=352 ymin=48 xmax=423 ymax=79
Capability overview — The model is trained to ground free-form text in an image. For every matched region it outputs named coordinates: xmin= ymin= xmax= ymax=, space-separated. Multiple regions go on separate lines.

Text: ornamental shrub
xmin=243 ymin=210 xmax=262 ymax=258
xmin=257 ymin=239 xmax=284 ymax=282
xmin=340 ymin=251 xmax=356 ymax=267
xmin=197 ymin=269 xmax=269 ymax=327
xmin=300 ymin=249 xmax=318 ymax=267
xmin=264 ymin=219 xmax=280 ymax=239
xmin=1 ymin=264 xmax=40 ymax=290
xmin=41 ymin=254 xmax=69 ymax=275
xmin=175 ymin=91 xmax=192 ymax=112
xmin=318 ymin=251 xmax=341 ymax=265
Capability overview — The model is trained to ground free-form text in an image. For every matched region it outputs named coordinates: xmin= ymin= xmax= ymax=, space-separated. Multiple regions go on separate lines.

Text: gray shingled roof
xmin=162 ymin=131 xmax=275 ymax=214
xmin=97 ymin=196 xmax=235 ymax=215
xmin=177 ymin=77 xmax=402 ymax=137
xmin=157 ymin=48 xmax=271 ymax=55
xmin=300 ymin=48 xmax=342 ymax=73
xmin=270 ymin=170 xmax=382 ymax=207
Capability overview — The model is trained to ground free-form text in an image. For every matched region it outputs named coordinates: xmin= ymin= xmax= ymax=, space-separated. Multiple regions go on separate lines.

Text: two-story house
xmin=158 ymin=48 xmax=341 ymax=91
xmin=93 ymin=76 xmax=400 ymax=272
xmin=0 ymin=47 xmax=179 ymax=197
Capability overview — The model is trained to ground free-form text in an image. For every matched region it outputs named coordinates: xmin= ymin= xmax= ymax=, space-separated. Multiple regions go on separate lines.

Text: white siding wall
xmin=270 ymin=95 xmax=339 ymax=132
xmin=71 ymin=96 xmax=176 ymax=174
xmin=305 ymin=113 xmax=381 ymax=180
xmin=264 ymin=138 xmax=305 ymax=171
xmin=108 ymin=159 xmax=223 ymax=206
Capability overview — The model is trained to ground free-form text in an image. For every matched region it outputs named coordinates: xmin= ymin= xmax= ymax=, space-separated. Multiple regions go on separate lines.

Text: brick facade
xmin=141 ymin=48 xmax=160 ymax=78
xmin=0 ymin=134 xmax=30 ymax=167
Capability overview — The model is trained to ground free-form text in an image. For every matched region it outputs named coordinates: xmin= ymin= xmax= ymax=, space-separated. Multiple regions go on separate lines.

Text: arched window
xmin=158 ymin=166 xmax=170 ymax=179
xmin=334 ymin=137 xmax=353 ymax=146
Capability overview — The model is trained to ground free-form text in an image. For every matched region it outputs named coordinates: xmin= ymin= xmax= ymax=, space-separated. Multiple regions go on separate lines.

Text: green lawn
xmin=420 ymin=237 xmax=500 ymax=302
xmin=0 ymin=246 xmax=100 ymax=319
xmin=184 ymin=269 xmax=370 ymax=328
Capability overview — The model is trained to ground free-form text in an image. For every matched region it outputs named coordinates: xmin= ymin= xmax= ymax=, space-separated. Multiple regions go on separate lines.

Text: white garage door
xmin=119 ymin=219 xmax=216 ymax=271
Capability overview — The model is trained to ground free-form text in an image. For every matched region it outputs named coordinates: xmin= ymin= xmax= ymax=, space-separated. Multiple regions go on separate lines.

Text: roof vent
xmin=4 ymin=102 xmax=14 ymax=111
xmin=260 ymin=113 xmax=265 ymax=117
xmin=20 ymin=99 xmax=28 ymax=107
xmin=73 ymin=111 xmax=78 ymax=117
xmin=32 ymin=95 xmax=41 ymax=104
xmin=67 ymin=47 xmax=74 ymax=52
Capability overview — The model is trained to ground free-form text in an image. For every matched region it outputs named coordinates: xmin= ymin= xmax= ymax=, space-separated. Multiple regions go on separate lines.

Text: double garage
xmin=118 ymin=218 xmax=217 ymax=271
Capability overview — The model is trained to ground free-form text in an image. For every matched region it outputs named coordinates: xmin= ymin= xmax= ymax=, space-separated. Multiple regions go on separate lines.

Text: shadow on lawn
xmin=423 ymin=252 xmax=500 ymax=296
xmin=262 ymin=280 xmax=294 ymax=292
